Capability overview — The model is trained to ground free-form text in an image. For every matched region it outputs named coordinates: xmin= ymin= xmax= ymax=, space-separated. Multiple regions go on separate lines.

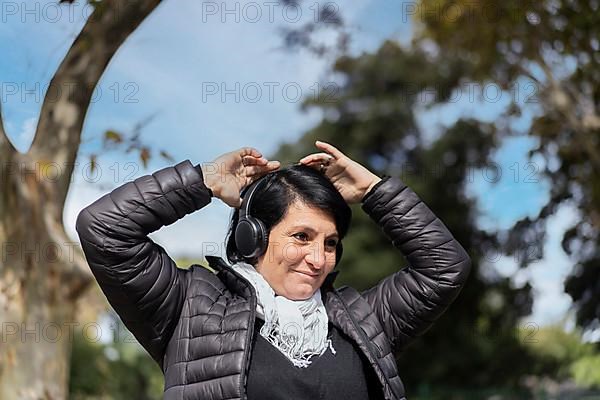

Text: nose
xmin=305 ymin=242 xmax=326 ymax=271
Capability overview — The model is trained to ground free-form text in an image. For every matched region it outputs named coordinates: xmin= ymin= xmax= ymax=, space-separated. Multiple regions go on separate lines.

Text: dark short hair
xmin=225 ymin=164 xmax=352 ymax=265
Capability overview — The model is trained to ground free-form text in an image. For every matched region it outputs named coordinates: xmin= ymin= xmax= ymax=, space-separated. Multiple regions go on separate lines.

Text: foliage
xmin=68 ymin=258 xmax=208 ymax=397
xmin=414 ymin=0 xmax=600 ymax=332
xmin=69 ymin=315 xmax=164 ymax=400
xmin=523 ymin=324 xmax=600 ymax=389
xmin=570 ymin=354 xmax=600 ymax=389
xmin=271 ymin=39 xmax=536 ymax=389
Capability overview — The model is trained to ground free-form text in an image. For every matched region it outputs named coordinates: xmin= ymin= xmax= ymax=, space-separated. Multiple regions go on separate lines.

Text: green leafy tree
xmin=413 ymin=0 xmax=600 ymax=332
xmin=523 ymin=324 xmax=600 ymax=390
xmin=272 ymin=40 xmax=535 ymax=391
xmin=69 ymin=313 xmax=163 ymax=400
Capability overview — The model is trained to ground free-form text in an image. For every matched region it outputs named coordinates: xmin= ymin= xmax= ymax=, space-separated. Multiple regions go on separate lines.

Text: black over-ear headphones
xmin=235 ymin=175 xmax=271 ymax=259
xmin=234 ymin=173 xmax=344 ymax=267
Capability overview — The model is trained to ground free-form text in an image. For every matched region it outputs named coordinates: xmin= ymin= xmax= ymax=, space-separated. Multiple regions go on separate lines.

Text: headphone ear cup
xmin=335 ymin=241 xmax=343 ymax=267
xmin=254 ymin=217 xmax=268 ymax=258
xmin=235 ymin=216 xmax=268 ymax=259
xmin=234 ymin=217 xmax=252 ymax=258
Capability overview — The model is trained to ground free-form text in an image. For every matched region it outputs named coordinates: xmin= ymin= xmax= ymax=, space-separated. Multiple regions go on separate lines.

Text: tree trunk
xmin=0 ymin=280 xmax=76 ymax=400
xmin=0 ymin=1 xmax=163 ymax=397
xmin=0 ymin=153 xmax=91 ymax=400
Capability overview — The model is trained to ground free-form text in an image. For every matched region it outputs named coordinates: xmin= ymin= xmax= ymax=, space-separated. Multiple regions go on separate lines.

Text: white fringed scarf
xmin=230 ymin=261 xmax=336 ymax=368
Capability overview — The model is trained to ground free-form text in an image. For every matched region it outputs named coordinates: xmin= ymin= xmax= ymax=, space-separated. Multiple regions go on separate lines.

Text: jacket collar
xmin=205 ymin=256 xmax=340 ymax=293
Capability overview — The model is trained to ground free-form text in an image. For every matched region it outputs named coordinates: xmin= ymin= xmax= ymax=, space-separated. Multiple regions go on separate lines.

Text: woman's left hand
xmin=299 ymin=140 xmax=382 ymax=204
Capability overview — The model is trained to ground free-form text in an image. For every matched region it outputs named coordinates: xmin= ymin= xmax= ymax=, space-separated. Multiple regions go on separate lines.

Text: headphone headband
xmin=240 ymin=174 xmax=270 ymax=217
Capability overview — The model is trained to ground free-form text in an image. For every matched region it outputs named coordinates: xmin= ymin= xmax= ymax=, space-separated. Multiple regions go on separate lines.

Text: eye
xmin=326 ymin=239 xmax=338 ymax=249
xmin=293 ymin=232 xmax=309 ymax=241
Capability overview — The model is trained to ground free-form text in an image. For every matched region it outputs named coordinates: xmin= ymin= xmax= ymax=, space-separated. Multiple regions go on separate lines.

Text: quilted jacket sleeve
xmin=359 ymin=176 xmax=471 ymax=353
xmin=75 ymin=159 xmax=212 ymax=368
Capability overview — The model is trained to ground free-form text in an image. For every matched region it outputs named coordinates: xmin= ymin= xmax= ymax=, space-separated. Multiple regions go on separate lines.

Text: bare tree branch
xmin=28 ymin=0 xmax=163 ymax=209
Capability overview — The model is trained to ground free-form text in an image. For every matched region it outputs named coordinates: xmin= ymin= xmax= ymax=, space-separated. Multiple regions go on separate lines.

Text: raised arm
xmin=299 ymin=140 xmax=471 ymax=354
xmin=359 ymin=176 xmax=472 ymax=353
xmin=75 ymin=148 xmax=280 ymax=368
xmin=75 ymin=159 xmax=212 ymax=367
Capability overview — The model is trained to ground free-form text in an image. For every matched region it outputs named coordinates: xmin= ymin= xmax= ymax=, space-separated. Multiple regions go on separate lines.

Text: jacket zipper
xmin=333 ymin=291 xmax=397 ymax=400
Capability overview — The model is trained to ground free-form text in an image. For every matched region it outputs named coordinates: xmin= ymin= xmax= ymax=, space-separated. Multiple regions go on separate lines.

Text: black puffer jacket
xmin=75 ymin=159 xmax=471 ymax=400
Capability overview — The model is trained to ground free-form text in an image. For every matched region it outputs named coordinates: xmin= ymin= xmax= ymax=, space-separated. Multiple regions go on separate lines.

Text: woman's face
xmin=255 ymin=200 xmax=339 ymax=300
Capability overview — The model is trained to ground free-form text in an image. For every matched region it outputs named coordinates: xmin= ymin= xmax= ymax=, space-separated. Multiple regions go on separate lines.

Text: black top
xmin=246 ymin=317 xmax=381 ymax=399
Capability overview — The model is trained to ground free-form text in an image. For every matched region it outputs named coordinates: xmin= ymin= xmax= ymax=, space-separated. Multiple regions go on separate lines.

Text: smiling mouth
xmin=294 ymin=271 xmax=319 ymax=278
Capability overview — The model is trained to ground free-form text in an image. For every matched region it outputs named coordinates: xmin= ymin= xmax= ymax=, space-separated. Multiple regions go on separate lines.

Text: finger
xmin=299 ymin=159 xmax=326 ymax=174
xmin=244 ymin=165 xmax=263 ymax=176
xmin=299 ymin=158 xmax=320 ymax=167
xmin=250 ymin=160 xmax=279 ymax=170
xmin=299 ymin=152 xmax=333 ymax=164
xmin=302 ymin=160 xmax=328 ymax=171
xmin=244 ymin=160 xmax=280 ymax=176
xmin=315 ymin=140 xmax=344 ymax=159
xmin=265 ymin=160 xmax=280 ymax=170
xmin=242 ymin=155 xmax=268 ymax=166
xmin=239 ymin=147 xmax=262 ymax=158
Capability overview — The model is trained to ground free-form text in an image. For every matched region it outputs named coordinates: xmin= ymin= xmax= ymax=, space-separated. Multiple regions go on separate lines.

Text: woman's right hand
xmin=200 ymin=147 xmax=280 ymax=208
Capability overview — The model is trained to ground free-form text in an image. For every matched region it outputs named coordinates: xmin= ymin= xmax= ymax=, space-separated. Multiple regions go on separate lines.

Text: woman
xmin=76 ymin=140 xmax=471 ymax=400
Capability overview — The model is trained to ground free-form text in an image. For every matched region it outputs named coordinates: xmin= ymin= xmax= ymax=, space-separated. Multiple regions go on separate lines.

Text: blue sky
xmin=0 ymin=0 xmax=577 ymax=328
